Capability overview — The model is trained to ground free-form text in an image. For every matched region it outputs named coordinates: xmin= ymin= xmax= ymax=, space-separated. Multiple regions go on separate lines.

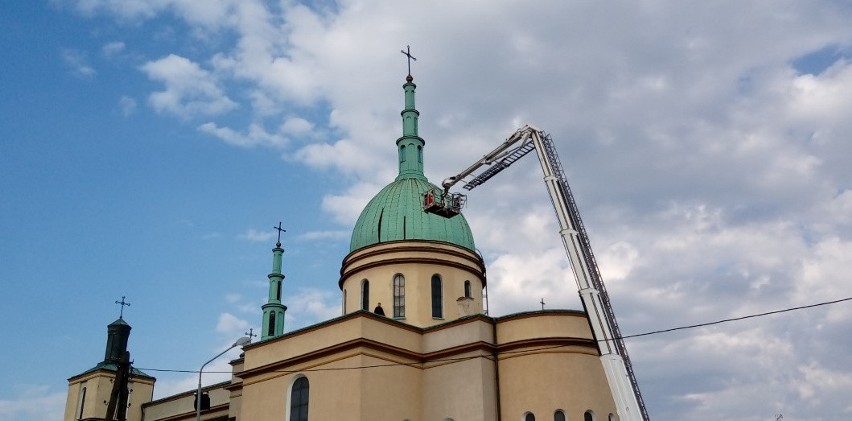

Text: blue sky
xmin=2 ymin=1 xmax=852 ymax=420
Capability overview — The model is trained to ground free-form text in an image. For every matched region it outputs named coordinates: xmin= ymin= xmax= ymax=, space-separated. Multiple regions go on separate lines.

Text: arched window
xmin=361 ymin=280 xmax=369 ymax=311
xmin=554 ymin=410 xmax=566 ymax=421
xmin=399 ymin=145 xmax=406 ymax=163
xmin=584 ymin=410 xmax=594 ymax=421
xmin=289 ymin=376 xmax=309 ymax=421
xmin=417 ymin=145 xmax=422 ymax=162
xmin=525 ymin=413 xmax=536 ymax=421
xmin=276 ymin=281 xmax=282 ymax=301
xmin=431 ymin=275 xmax=443 ymax=318
xmin=77 ymin=386 xmax=87 ymax=419
xmin=268 ymin=312 xmax=276 ymax=337
xmin=464 ymin=280 xmax=472 ymax=298
xmin=393 ymin=274 xmax=405 ymax=318
xmin=608 ymin=414 xmax=617 ymax=421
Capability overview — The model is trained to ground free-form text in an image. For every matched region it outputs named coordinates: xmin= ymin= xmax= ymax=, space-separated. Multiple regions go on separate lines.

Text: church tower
xmin=64 ymin=315 xmax=155 ymax=421
xmin=340 ymin=69 xmax=485 ymax=327
xmin=261 ymin=224 xmax=287 ymax=340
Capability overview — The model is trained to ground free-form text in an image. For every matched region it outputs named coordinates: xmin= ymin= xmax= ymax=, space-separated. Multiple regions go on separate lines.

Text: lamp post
xmin=196 ymin=337 xmax=251 ymax=421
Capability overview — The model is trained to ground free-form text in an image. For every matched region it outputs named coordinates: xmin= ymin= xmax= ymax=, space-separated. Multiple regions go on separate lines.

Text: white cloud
xmin=61 ymin=48 xmax=95 ymax=77
xmin=215 ymin=312 xmax=250 ymax=334
xmin=58 ymin=1 xmax=852 ymax=419
xmin=0 ymin=385 xmax=65 ymax=421
xmin=198 ymin=122 xmax=286 ymax=148
xmin=101 ymin=41 xmax=125 ymax=57
xmin=298 ymin=230 xmax=350 ymax=241
xmin=140 ymin=54 xmax=237 ymax=118
xmin=238 ymin=228 xmax=274 ymax=243
xmin=118 ymin=95 xmax=136 ymax=116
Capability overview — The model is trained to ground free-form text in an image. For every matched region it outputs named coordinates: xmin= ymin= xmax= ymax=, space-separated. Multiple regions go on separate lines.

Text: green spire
xmin=261 ymin=223 xmax=287 ymax=340
xmin=396 ymin=74 xmax=426 ymax=181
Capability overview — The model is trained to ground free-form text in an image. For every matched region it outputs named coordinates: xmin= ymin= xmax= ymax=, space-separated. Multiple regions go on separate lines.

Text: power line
xmin=136 ymin=296 xmax=852 ymax=375
xmin=618 ymin=296 xmax=852 ymax=340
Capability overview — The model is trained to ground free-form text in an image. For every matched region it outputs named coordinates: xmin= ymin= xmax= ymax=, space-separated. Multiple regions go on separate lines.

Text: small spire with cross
xmin=540 ymin=298 xmax=545 ymax=311
xmin=115 ymin=296 xmax=131 ymax=319
xmin=244 ymin=328 xmax=257 ymax=342
xmin=273 ymin=222 xmax=286 ymax=247
xmin=400 ymin=45 xmax=416 ymax=82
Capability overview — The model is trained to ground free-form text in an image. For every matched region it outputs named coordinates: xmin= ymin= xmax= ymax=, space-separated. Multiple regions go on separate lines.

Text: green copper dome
xmin=349 ymin=75 xmax=476 ymax=252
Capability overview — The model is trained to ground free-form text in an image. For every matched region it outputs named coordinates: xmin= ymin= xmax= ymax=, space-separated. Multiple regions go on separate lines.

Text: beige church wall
xmin=497 ymin=311 xmax=594 ymax=344
xmin=422 ymin=316 xmax=492 ymax=353
xmin=240 ymin=352 xmax=369 ymax=420
xmin=142 ymin=383 xmax=228 ymax=421
xmin=243 ymin=314 xmax=423 ymax=372
xmin=66 ymin=371 xmax=153 ymax=421
xmin=421 ymin=350 xmax=498 ymax=421
xmin=498 ymin=349 xmax=617 ymax=420
xmin=358 ymin=353 xmax=421 ymax=420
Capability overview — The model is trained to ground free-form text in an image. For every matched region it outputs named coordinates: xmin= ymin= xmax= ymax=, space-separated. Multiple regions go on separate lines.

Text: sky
xmin=1 ymin=1 xmax=852 ymax=420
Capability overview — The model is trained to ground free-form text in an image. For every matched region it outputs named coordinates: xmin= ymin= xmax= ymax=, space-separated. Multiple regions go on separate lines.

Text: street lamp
xmin=196 ymin=337 xmax=251 ymax=421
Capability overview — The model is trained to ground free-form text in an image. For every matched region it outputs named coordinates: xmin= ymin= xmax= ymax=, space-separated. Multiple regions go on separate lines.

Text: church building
xmin=65 ymin=70 xmax=621 ymax=421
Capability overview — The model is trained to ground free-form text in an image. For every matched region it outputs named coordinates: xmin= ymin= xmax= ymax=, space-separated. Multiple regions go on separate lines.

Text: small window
xmin=399 ymin=145 xmax=406 ymax=163
xmin=584 ymin=411 xmax=594 ymax=421
xmin=393 ymin=274 xmax=405 ymax=318
xmin=464 ymin=280 xmax=472 ymax=298
xmin=608 ymin=414 xmax=617 ymax=421
xmin=289 ymin=377 xmax=309 ymax=421
xmin=361 ymin=280 xmax=369 ymax=311
xmin=276 ymin=281 xmax=282 ymax=301
xmin=525 ymin=413 xmax=536 ymax=421
xmin=268 ymin=312 xmax=276 ymax=336
xmin=417 ymin=145 xmax=422 ymax=163
xmin=431 ymin=275 xmax=443 ymax=318
xmin=554 ymin=410 xmax=566 ymax=421
xmin=77 ymin=386 xmax=87 ymax=419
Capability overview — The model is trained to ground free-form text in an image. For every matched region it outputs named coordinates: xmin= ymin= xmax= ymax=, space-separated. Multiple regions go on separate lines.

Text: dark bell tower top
xmin=104 ymin=317 xmax=131 ymax=364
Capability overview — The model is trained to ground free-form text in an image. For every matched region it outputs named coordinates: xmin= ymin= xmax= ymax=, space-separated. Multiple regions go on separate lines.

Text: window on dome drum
xmin=431 ymin=275 xmax=443 ymax=318
xmin=554 ymin=410 xmax=566 ymax=421
xmin=524 ymin=413 xmax=536 ymax=421
xmin=361 ymin=280 xmax=369 ymax=311
xmin=584 ymin=410 xmax=594 ymax=421
xmin=289 ymin=377 xmax=309 ymax=421
xmin=268 ymin=312 xmax=276 ymax=337
xmin=464 ymin=280 xmax=472 ymax=298
xmin=393 ymin=274 xmax=405 ymax=318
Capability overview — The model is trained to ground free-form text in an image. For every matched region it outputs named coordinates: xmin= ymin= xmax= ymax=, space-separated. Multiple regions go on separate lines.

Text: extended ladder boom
xmin=435 ymin=125 xmax=649 ymax=421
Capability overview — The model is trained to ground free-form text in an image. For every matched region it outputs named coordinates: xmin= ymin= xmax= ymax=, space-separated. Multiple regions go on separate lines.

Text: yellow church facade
xmin=66 ymin=71 xmax=621 ymax=421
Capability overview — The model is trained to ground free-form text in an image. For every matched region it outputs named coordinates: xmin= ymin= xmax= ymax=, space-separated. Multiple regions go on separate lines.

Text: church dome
xmin=349 ymin=177 xmax=476 ymax=251
xmin=348 ymin=75 xmax=476 ymax=252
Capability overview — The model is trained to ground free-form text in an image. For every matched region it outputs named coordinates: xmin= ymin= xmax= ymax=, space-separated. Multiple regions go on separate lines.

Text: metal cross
xmin=115 ymin=296 xmax=131 ymax=318
xmin=244 ymin=328 xmax=257 ymax=340
xmin=540 ymin=298 xmax=545 ymax=310
xmin=273 ymin=222 xmax=286 ymax=243
xmin=400 ymin=45 xmax=416 ymax=76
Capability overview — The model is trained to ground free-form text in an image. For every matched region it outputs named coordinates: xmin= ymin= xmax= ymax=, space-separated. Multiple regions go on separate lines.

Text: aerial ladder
xmin=424 ymin=125 xmax=649 ymax=421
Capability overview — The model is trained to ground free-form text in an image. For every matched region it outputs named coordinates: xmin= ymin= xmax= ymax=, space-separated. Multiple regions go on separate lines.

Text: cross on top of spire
xmin=115 ymin=296 xmax=131 ymax=319
xmin=400 ymin=45 xmax=416 ymax=82
xmin=273 ymin=222 xmax=286 ymax=247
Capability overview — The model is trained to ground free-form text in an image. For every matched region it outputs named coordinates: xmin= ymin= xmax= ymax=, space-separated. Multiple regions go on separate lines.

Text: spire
xmin=104 ymin=317 xmax=131 ymax=364
xmin=261 ymin=222 xmax=287 ymax=340
xmin=396 ymin=46 xmax=426 ymax=181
